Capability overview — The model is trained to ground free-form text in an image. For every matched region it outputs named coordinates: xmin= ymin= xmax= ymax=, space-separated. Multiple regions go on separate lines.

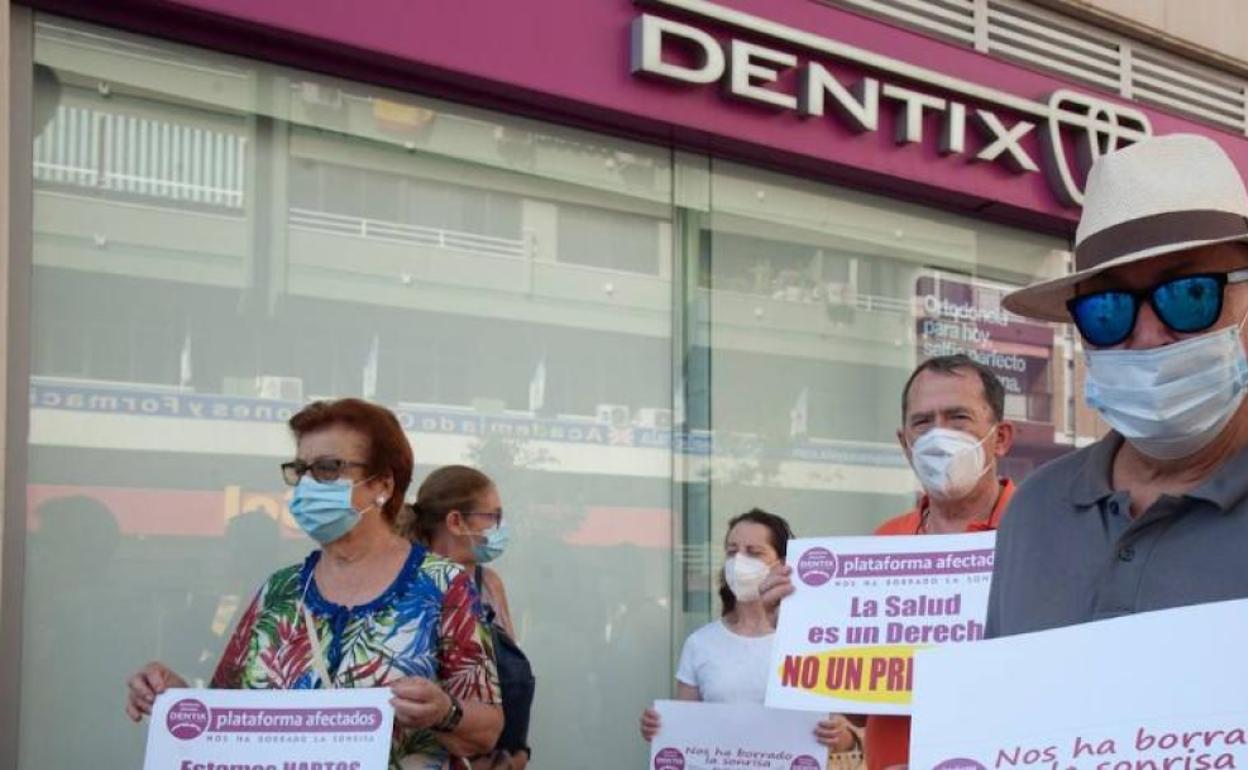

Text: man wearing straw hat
xmin=985 ymin=133 xmax=1248 ymax=637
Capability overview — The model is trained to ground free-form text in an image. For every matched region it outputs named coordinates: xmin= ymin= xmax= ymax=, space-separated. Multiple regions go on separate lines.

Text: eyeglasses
xmin=1067 ymin=269 xmax=1248 ymax=347
xmin=465 ymin=509 xmax=504 ymax=526
xmin=280 ymin=458 xmax=370 ymax=486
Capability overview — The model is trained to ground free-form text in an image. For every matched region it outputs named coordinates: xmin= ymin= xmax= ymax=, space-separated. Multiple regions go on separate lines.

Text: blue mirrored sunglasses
xmin=1067 ymin=269 xmax=1248 ymax=347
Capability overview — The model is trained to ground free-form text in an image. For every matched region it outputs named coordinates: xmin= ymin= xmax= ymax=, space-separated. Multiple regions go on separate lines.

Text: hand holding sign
xmin=760 ymin=562 xmax=796 ymax=610
xmin=641 ymin=707 xmax=662 ymax=742
xmin=815 ymin=714 xmax=858 ymax=752
xmin=389 ymin=675 xmax=452 ymax=730
xmin=125 ymin=661 xmax=188 ymax=722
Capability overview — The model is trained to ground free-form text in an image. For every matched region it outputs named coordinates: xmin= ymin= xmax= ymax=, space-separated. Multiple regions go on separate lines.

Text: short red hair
xmin=288 ymin=399 xmax=412 ymax=525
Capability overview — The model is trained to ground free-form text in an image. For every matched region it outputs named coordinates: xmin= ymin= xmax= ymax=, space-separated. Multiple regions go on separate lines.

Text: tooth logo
xmin=1042 ymin=89 xmax=1153 ymax=206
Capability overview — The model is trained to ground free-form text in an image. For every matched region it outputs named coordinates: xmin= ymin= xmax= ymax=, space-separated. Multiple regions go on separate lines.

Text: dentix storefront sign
xmin=630 ymin=0 xmax=1154 ymax=207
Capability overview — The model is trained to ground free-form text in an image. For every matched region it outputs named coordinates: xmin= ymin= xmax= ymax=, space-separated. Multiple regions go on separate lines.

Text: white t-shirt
xmin=675 ymin=619 xmax=774 ymax=703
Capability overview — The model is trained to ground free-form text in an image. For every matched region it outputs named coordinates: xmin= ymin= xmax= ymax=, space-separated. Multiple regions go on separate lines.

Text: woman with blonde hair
xmin=406 ymin=465 xmax=534 ymax=770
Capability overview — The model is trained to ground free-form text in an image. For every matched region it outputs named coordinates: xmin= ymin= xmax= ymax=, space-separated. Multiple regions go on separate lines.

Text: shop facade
xmin=4 ymin=0 xmax=1248 ymax=768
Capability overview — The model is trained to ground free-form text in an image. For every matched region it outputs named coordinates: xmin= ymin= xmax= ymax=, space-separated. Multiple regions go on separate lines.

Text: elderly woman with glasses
xmin=124 ymin=399 xmax=503 ymax=770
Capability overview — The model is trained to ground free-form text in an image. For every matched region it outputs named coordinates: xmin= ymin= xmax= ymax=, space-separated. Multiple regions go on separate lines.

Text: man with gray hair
xmin=987 ymin=132 xmax=1248 ymax=637
xmin=764 ymin=353 xmax=1017 ymax=770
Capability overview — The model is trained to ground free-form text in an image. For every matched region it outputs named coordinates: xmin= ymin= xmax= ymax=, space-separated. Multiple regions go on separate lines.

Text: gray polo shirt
xmin=985 ymin=432 xmax=1248 ymax=638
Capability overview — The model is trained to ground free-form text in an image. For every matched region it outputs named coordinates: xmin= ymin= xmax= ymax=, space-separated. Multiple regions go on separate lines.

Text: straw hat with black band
xmin=1003 ymin=133 xmax=1248 ymax=322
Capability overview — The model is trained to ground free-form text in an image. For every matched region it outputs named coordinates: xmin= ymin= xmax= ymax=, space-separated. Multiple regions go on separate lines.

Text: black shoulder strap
xmin=473 ymin=565 xmax=498 ymax=626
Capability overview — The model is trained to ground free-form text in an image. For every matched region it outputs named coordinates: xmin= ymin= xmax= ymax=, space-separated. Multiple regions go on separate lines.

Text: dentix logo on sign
xmin=630 ymin=0 xmax=1153 ymax=207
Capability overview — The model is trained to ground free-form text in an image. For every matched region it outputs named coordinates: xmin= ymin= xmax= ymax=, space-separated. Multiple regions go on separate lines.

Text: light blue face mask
xmin=1084 ymin=316 xmax=1248 ymax=460
xmin=290 ymin=476 xmax=376 ymax=545
xmin=471 ymin=522 xmax=511 ymax=564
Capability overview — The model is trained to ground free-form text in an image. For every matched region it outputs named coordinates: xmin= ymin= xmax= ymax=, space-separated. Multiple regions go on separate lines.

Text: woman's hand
xmin=759 ymin=563 xmax=795 ymax=612
xmin=125 ymin=661 xmax=188 ymax=722
xmin=815 ymin=714 xmax=858 ymax=752
xmin=640 ymin=707 xmax=661 ymax=742
xmin=390 ymin=676 xmax=453 ymax=731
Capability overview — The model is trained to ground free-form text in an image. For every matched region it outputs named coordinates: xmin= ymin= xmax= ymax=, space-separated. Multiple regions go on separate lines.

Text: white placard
xmin=649 ymin=700 xmax=826 ymax=770
xmin=765 ymin=532 xmax=995 ymax=715
xmin=911 ymin=598 xmax=1248 ymax=770
xmin=144 ymin=688 xmax=394 ymax=770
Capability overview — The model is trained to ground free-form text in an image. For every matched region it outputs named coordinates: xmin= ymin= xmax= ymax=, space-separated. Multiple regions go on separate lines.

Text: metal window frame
xmin=1 ymin=4 xmax=35 ymax=770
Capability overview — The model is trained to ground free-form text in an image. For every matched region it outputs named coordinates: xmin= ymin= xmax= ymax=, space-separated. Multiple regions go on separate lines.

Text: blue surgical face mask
xmin=290 ymin=476 xmax=378 ymax=545
xmin=471 ymin=522 xmax=510 ymax=564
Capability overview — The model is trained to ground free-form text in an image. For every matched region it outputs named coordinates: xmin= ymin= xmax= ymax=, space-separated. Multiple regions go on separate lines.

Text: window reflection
xmin=26 ymin=15 xmax=675 ymax=770
xmin=21 ymin=14 xmax=1085 ymax=770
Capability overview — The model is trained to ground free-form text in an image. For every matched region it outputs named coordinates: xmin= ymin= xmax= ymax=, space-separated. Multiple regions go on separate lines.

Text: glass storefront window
xmin=17 ymin=13 xmax=1085 ymax=770
xmin=25 ymin=16 xmax=675 ymax=769
xmin=671 ymin=158 xmax=1074 ymax=635
xmin=694 ymin=160 xmax=1070 ymax=556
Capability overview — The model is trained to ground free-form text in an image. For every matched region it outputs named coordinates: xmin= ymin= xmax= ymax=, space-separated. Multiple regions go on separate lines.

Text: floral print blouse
xmin=211 ymin=543 xmax=500 ymax=770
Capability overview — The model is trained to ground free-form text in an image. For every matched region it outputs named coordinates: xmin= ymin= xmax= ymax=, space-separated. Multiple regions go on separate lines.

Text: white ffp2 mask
xmin=1084 ymin=322 xmax=1248 ymax=460
xmin=723 ymin=555 xmax=770 ymax=602
xmin=909 ymin=427 xmax=992 ymax=499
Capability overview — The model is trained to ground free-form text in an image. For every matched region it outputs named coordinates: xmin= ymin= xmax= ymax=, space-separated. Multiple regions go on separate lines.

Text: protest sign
xmin=144 ymin=687 xmax=393 ymax=770
xmin=766 ymin=532 xmax=995 ymax=714
xmin=650 ymin=700 xmax=826 ymax=770
xmin=910 ymin=598 xmax=1248 ymax=770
